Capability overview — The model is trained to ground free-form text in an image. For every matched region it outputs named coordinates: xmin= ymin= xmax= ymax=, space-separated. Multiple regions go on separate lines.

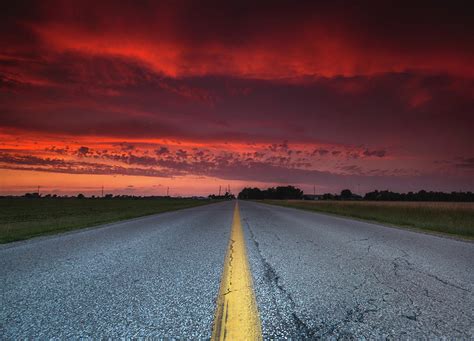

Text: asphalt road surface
xmin=1 ymin=200 xmax=473 ymax=338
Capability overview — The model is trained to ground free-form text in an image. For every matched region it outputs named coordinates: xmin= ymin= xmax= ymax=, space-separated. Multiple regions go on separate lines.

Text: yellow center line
xmin=211 ymin=201 xmax=262 ymax=341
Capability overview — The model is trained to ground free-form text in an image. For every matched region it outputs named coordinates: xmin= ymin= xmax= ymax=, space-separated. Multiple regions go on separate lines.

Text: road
xmin=1 ymin=200 xmax=473 ymax=338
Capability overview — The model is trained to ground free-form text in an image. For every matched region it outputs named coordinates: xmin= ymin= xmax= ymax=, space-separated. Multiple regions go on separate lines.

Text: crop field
xmin=0 ymin=198 xmax=214 ymax=243
xmin=264 ymin=200 xmax=474 ymax=238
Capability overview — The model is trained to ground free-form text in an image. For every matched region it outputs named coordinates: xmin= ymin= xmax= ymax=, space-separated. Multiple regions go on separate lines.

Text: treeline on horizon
xmin=237 ymin=186 xmax=474 ymax=202
xmin=2 ymin=187 xmax=473 ymax=202
xmin=2 ymin=192 xmax=236 ymax=200
xmin=0 ymin=193 xmax=210 ymax=200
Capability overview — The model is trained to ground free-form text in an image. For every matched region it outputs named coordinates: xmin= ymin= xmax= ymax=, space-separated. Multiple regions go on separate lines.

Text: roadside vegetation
xmin=264 ymin=200 xmax=474 ymax=238
xmin=238 ymin=186 xmax=474 ymax=202
xmin=0 ymin=197 xmax=215 ymax=243
xmin=237 ymin=186 xmax=474 ymax=237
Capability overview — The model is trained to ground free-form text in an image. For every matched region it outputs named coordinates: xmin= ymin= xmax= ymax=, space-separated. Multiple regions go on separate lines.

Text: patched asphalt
xmin=1 ymin=200 xmax=473 ymax=338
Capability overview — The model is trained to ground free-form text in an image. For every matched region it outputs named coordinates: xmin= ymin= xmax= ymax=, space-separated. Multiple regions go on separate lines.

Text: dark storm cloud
xmin=0 ymin=152 xmax=175 ymax=177
xmin=76 ymin=146 xmax=90 ymax=156
xmin=0 ymin=153 xmax=68 ymax=166
xmin=1 ymin=72 xmax=472 ymax=158
xmin=312 ymin=149 xmax=329 ymax=156
xmin=455 ymin=157 xmax=474 ymax=169
xmin=155 ymin=147 xmax=170 ymax=155
xmin=0 ymin=150 xmax=456 ymax=190
xmin=363 ymin=149 xmax=386 ymax=158
xmin=2 ymin=0 xmax=474 ymax=80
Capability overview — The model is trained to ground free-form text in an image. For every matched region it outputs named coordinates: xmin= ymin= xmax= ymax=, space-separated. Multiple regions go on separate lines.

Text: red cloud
xmin=1 ymin=1 xmax=473 ymax=193
xmin=8 ymin=1 xmax=470 ymax=80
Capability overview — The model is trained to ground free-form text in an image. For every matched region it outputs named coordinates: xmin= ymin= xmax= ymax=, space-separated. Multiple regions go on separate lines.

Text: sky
xmin=1 ymin=0 xmax=473 ymax=196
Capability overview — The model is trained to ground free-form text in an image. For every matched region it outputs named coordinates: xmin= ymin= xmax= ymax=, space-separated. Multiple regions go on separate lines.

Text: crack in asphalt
xmin=391 ymin=253 xmax=470 ymax=293
xmin=423 ymin=272 xmax=470 ymax=293
xmin=225 ymin=238 xmax=235 ymax=294
xmin=243 ymin=220 xmax=389 ymax=339
xmin=243 ymin=219 xmax=319 ymax=339
xmin=236 ymin=202 xmax=474 ymax=339
xmin=320 ymin=303 xmax=379 ymax=338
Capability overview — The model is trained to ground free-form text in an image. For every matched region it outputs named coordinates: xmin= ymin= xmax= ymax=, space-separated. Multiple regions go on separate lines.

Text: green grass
xmin=263 ymin=200 xmax=474 ymax=238
xmin=0 ymin=198 xmax=216 ymax=243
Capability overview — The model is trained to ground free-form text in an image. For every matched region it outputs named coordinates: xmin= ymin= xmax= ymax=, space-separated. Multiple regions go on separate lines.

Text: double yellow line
xmin=211 ymin=202 xmax=262 ymax=340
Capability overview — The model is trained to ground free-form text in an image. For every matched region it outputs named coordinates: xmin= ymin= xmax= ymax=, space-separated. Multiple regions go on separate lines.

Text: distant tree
xmin=208 ymin=192 xmax=235 ymax=200
xmin=77 ymin=193 xmax=85 ymax=199
xmin=237 ymin=186 xmax=474 ymax=202
xmin=322 ymin=193 xmax=336 ymax=200
xmin=363 ymin=190 xmax=474 ymax=202
xmin=340 ymin=189 xmax=353 ymax=199
xmin=223 ymin=192 xmax=236 ymax=199
xmin=238 ymin=187 xmax=264 ymax=199
xmin=275 ymin=186 xmax=304 ymax=199
xmin=104 ymin=193 xmax=113 ymax=199
xmin=238 ymin=185 xmax=303 ymax=200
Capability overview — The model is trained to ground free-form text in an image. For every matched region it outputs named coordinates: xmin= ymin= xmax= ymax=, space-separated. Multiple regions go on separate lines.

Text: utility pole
xmin=219 ymin=185 xmax=221 ymax=196
xmin=167 ymin=187 xmax=170 ymax=196
xmin=101 ymin=185 xmax=104 ymax=198
xmin=313 ymin=185 xmax=316 ymax=196
xmin=37 ymin=185 xmax=40 ymax=196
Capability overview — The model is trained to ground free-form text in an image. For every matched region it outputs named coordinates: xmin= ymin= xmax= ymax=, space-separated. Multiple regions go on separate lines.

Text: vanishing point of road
xmin=1 ymin=200 xmax=473 ymax=339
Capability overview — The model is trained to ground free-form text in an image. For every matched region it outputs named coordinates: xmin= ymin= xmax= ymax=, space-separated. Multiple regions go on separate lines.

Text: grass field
xmin=264 ymin=200 xmax=474 ymax=238
xmin=0 ymin=198 xmax=215 ymax=243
